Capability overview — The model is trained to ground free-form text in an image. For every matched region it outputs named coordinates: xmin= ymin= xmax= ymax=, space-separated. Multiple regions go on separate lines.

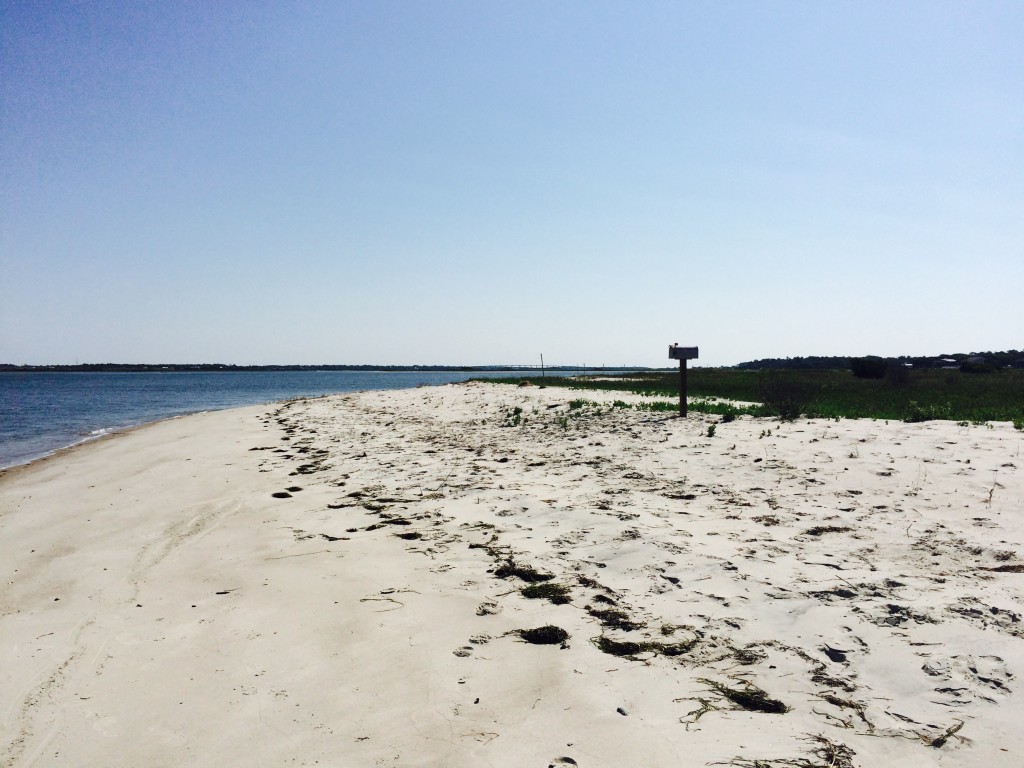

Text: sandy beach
xmin=2 ymin=381 xmax=1022 ymax=767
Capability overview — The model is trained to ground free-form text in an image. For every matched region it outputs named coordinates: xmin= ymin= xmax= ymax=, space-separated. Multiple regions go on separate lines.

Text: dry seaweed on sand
xmin=709 ymin=735 xmax=855 ymax=768
xmin=983 ymin=564 xmax=1024 ymax=573
xmin=660 ymin=622 xmax=700 ymax=637
xmin=494 ymin=559 xmax=555 ymax=582
xmin=658 ymin=639 xmax=697 ymax=656
xmin=924 ymin=719 xmax=965 ymax=748
xmin=517 ymin=625 xmax=570 ymax=645
xmin=587 ymin=606 xmax=646 ymax=631
xmin=733 ymin=646 xmax=768 ymax=665
xmin=594 ymin=636 xmax=643 ymax=657
xmin=803 ymin=525 xmax=853 ymax=537
xmin=817 ymin=692 xmax=874 ymax=731
xmin=593 ymin=634 xmax=697 ymax=658
xmin=699 ymin=678 xmax=789 ymax=714
xmin=365 ymin=517 xmax=412 ymax=531
xmin=521 ymin=583 xmax=572 ymax=604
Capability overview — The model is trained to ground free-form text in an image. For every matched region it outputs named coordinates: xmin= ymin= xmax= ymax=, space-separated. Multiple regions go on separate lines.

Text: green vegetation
xmin=478 ymin=368 xmax=1024 ymax=424
xmin=850 ymin=356 xmax=888 ymax=379
xmin=502 ymin=405 xmax=523 ymax=427
xmin=736 ymin=348 xmax=1023 ymax=370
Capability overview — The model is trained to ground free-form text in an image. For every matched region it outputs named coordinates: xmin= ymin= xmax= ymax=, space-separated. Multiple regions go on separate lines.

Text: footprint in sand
xmin=922 ymin=654 xmax=1012 ymax=702
xmin=476 ymin=601 xmax=501 ymax=616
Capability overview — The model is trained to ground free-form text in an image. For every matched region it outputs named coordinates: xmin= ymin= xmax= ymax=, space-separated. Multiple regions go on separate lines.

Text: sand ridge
xmin=1 ymin=382 xmax=1022 ymax=766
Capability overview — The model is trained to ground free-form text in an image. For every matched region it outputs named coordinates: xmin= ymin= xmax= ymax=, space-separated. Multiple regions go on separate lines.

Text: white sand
xmin=2 ymin=382 xmax=1022 ymax=767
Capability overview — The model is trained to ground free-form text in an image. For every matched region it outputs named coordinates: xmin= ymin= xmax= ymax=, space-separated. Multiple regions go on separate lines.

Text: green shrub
xmin=851 ymin=357 xmax=887 ymax=379
xmin=961 ymin=360 xmax=994 ymax=374
xmin=904 ymin=400 xmax=953 ymax=423
xmin=635 ymin=400 xmax=677 ymax=412
xmin=759 ymin=370 xmax=813 ymax=420
xmin=885 ymin=361 xmax=911 ymax=386
xmin=503 ymin=406 xmax=523 ymax=427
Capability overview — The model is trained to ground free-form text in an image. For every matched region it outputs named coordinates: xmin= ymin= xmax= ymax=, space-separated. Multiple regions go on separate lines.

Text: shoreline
xmin=0 ymin=410 xmax=213 ymax=477
xmin=2 ymin=382 xmax=1022 ymax=766
xmin=0 ymin=369 xmax=594 ymax=471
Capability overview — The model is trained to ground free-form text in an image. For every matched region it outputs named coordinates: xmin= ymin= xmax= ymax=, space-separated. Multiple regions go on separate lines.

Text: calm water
xmin=0 ymin=370 xmax=560 ymax=470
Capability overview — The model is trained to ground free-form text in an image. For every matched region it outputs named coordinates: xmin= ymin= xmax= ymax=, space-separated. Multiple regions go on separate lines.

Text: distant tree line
xmin=736 ymin=350 xmax=1024 ymax=371
xmin=736 ymin=356 xmax=851 ymax=370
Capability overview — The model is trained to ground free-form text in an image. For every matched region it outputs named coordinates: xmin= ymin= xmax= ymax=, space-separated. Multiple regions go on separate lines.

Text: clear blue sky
xmin=2 ymin=1 xmax=1021 ymax=367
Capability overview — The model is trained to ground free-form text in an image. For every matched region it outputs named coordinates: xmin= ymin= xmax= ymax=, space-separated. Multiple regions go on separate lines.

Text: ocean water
xmin=0 ymin=370 xmax=556 ymax=470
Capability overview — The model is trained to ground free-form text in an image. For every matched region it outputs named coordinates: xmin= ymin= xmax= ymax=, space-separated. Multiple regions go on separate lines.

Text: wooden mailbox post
xmin=668 ymin=344 xmax=699 ymax=416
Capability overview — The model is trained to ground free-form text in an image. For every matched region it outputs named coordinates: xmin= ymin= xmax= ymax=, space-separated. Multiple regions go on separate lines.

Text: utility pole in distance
xmin=668 ymin=343 xmax=699 ymax=416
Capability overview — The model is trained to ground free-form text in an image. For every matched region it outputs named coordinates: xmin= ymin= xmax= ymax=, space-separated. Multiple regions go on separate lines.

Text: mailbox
xmin=669 ymin=346 xmax=698 ymax=361
xmin=669 ymin=343 xmax=698 ymax=417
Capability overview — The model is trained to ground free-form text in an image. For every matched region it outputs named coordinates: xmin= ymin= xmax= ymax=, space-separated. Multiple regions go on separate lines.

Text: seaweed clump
xmin=518 ymin=625 xmax=570 ymax=645
xmin=494 ymin=560 xmax=554 ymax=583
xmin=733 ymin=646 xmax=767 ymax=665
xmin=809 ymin=736 xmax=856 ymax=767
xmin=700 ymin=678 xmax=789 ymax=714
xmin=803 ymin=525 xmax=853 ymax=536
xmin=658 ymin=639 xmax=697 ymax=656
xmin=726 ymin=736 xmax=856 ymax=768
xmin=365 ymin=518 xmax=412 ymax=531
xmin=521 ymin=583 xmax=572 ymax=604
xmin=594 ymin=636 xmax=643 ymax=657
xmin=587 ymin=607 xmax=646 ymax=631
xmin=593 ymin=635 xmax=696 ymax=658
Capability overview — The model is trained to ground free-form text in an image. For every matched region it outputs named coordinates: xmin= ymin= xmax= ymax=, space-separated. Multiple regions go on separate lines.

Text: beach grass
xmin=477 ymin=368 xmax=1024 ymax=424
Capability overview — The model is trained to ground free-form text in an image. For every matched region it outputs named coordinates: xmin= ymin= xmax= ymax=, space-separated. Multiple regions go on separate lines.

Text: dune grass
xmin=478 ymin=368 xmax=1024 ymax=424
